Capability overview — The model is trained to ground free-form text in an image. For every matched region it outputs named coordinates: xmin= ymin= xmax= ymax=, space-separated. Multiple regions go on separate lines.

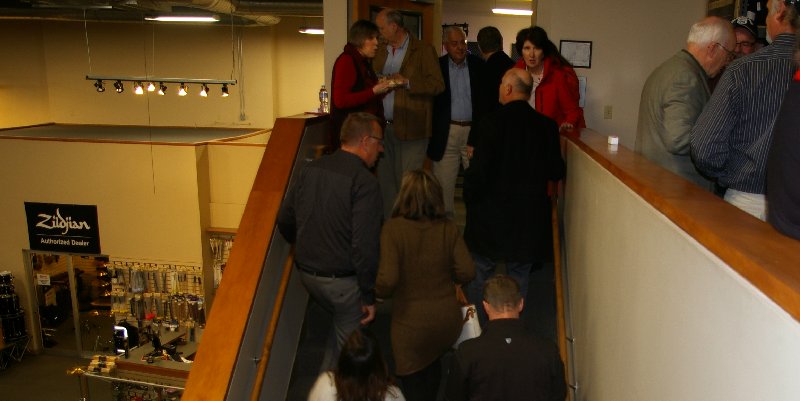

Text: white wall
xmin=536 ymin=0 xmax=706 ymax=146
xmin=564 ymin=141 xmax=800 ymax=400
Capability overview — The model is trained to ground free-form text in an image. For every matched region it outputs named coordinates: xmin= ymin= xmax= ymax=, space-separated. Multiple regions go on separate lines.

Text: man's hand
xmin=466 ymin=145 xmax=475 ymax=159
xmin=389 ymin=73 xmax=409 ymax=88
xmin=373 ymin=81 xmax=394 ymax=95
xmin=361 ymin=304 xmax=376 ymax=325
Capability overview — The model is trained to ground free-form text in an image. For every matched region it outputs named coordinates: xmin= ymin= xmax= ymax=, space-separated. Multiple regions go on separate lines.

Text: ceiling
xmin=0 ymin=0 xmax=324 ymax=25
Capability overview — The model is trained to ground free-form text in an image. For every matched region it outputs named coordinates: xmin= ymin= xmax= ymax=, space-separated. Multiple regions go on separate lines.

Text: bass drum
xmin=0 ymin=294 xmax=20 ymax=315
xmin=1 ymin=312 xmax=27 ymax=341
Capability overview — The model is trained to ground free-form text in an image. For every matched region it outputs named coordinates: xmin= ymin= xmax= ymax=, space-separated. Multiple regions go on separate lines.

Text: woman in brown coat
xmin=376 ymin=169 xmax=475 ymax=401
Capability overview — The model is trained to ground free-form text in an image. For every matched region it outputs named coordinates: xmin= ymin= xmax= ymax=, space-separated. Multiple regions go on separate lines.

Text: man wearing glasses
xmin=692 ymin=0 xmax=799 ymax=220
xmin=732 ymin=16 xmax=760 ymax=58
xmin=277 ymin=112 xmax=384 ymax=372
xmin=635 ymin=16 xmax=735 ymax=190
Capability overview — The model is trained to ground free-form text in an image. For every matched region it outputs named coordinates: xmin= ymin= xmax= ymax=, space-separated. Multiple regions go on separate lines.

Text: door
xmin=27 ymin=251 xmax=112 ymax=357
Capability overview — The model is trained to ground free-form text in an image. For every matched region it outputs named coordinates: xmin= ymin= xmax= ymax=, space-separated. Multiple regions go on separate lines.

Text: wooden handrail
xmin=183 ymin=116 xmax=318 ymax=400
xmin=551 ymin=195 xmax=571 ymax=401
xmin=567 ymin=129 xmax=800 ymax=322
xmin=249 ymin=250 xmax=295 ymax=401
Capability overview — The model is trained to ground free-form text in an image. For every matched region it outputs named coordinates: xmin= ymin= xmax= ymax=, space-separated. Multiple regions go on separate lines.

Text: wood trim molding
xmin=570 ymin=129 xmax=800 ymax=321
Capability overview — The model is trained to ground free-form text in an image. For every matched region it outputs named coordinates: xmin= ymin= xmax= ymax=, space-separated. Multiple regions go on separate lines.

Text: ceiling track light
xmin=86 ymin=76 xmax=236 ymax=97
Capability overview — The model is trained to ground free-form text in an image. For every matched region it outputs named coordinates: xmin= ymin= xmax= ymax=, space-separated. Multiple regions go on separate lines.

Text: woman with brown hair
xmin=514 ymin=26 xmax=585 ymax=138
xmin=308 ymin=328 xmax=405 ymax=401
xmin=376 ymin=169 xmax=475 ymax=401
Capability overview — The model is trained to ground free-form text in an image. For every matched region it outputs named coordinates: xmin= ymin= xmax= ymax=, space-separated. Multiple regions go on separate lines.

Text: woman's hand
xmin=559 ymin=122 xmax=574 ymax=133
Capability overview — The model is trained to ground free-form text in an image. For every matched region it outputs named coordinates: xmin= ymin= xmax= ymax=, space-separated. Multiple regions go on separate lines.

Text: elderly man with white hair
xmin=691 ymin=0 xmax=799 ymax=220
xmin=635 ymin=16 xmax=735 ymax=190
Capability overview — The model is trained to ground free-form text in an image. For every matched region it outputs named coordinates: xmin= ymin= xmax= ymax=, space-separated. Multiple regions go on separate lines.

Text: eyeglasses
xmin=736 ymin=41 xmax=755 ymax=49
xmin=715 ymin=42 xmax=736 ymax=62
xmin=367 ymin=135 xmax=384 ymax=145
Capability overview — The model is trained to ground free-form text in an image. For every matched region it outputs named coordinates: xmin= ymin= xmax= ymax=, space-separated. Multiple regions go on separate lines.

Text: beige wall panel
xmin=533 ymin=0 xmax=705 ymax=147
xmin=564 ymin=143 xmax=800 ymax=400
xmin=206 ymin=144 xmax=266 ymax=229
xmin=273 ymin=17 xmax=325 ymax=117
xmin=0 ymin=139 xmax=204 ymax=282
xmin=38 ymin=21 xmax=275 ymax=128
xmin=0 ymin=21 xmax=51 ymax=128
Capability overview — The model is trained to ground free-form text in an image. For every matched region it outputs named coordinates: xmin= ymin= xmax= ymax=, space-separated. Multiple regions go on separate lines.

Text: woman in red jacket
xmin=329 ymin=20 xmax=394 ymax=150
xmin=514 ymin=26 xmax=585 ymax=138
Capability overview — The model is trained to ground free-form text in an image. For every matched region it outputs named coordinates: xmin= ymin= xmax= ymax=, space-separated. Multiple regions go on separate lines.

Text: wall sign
xmin=25 ymin=202 xmax=101 ymax=254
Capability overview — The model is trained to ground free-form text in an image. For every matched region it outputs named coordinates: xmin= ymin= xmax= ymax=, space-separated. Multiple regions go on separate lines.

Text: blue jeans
xmin=466 ymin=253 xmax=532 ymax=325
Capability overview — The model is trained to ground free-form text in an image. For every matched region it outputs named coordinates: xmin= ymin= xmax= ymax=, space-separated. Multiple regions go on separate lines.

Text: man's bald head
xmin=499 ymin=68 xmax=533 ymax=104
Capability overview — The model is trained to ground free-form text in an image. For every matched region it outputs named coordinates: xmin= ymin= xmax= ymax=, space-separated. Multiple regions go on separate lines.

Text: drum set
xmin=0 ymin=271 xmax=27 ymax=345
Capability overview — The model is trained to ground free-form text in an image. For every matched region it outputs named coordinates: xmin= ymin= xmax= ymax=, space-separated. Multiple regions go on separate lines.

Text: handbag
xmin=453 ymin=285 xmax=481 ymax=348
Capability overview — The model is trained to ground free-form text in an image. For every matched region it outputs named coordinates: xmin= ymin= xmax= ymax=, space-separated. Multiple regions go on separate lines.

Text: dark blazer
xmin=446 ymin=318 xmax=567 ymax=401
xmin=483 ymin=51 xmax=515 ymax=111
xmin=428 ymin=54 xmax=488 ymax=161
xmin=463 ymin=100 xmax=565 ymax=263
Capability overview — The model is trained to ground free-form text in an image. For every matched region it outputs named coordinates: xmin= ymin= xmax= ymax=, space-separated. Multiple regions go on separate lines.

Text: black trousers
xmin=399 ymin=358 xmax=442 ymax=401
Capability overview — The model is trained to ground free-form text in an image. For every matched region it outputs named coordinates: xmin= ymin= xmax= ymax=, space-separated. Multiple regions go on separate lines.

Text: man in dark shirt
xmin=446 ymin=274 xmax=566 ymax=401
xmin=277 ymin=112 xmax=384 ymax=371
xmin=477 ymin=26 xmax=515 ymax=111
xmin=463 ymin=68 xmax=565 ymax=323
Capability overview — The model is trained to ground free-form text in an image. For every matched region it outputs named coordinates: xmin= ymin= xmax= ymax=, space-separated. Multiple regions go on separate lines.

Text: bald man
xmin=463 ymin=68 xmax=565 ymax=323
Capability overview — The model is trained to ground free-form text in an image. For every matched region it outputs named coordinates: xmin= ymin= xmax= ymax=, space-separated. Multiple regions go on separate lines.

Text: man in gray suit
xmin=635 ymin=16 xmax=735 ymax=190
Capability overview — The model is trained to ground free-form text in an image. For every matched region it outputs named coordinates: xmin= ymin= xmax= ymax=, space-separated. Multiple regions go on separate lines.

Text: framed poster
xmin=560 ymin=40 xmax=593 ymax=68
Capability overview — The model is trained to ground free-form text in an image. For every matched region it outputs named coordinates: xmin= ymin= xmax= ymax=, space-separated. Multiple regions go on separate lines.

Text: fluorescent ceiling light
xmin=145 ymin=15 xmax=220 ymax=22
xmin=492 ymin=8 xmax=533 ymax=16
xmin=299 ymin=28 xmax=325 ymax=35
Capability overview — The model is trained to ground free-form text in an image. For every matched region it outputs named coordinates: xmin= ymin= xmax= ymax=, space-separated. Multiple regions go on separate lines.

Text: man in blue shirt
xmin=429 ymin=26 xmax=489 ymax=218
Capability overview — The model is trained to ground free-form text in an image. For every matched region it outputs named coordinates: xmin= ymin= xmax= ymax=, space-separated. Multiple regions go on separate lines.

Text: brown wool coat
xmin=376 ymin=217 xmax=475 ymax=376
xmin=372 ymin=33 xmax=444 ymax=141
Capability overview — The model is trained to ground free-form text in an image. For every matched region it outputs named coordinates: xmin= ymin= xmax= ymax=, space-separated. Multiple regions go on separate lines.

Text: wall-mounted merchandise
xmin=209 ymin=234 xmax=234 ymax=289
xmin=107 ymin=261 xmax=205 ymax=335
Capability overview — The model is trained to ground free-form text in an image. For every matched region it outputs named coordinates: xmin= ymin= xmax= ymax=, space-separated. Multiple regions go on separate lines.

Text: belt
xmin=450 ymin=120 xmax=471 ymax=127
xmin=296 ymin=264 xmax=356 ymax=279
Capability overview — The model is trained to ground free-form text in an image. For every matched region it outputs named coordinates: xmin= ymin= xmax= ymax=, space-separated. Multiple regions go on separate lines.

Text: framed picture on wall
xmin=560 ymin=40 xmax=592 ymax=68
xmin=370 ymin=7 xmax=423 ymax=40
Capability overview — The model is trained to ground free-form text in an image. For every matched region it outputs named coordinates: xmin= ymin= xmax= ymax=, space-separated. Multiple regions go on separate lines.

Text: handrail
xmin=567 ymin=129 xmax=800 ymax=322
xmin=250 ymin=250 xmax=295 ymax=401
xmin=183 ymin=115 xmax=319 ymax=400
xmin=551 ymin=195 xmax=572 ymax=401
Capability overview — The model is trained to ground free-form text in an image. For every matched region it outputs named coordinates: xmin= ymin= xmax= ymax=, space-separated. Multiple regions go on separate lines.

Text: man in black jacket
xmin=446 ymin=274 xmax=566 ymax=401
xmin=277 ymin=112 xmax=384 ymax=371
xmin=428 ymin=25 xmax=489 ymax=217
xmin=477 ymin=26 xmax=515 ymax=110
xmin=463 ymin=68 xmax=565 ymax=323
